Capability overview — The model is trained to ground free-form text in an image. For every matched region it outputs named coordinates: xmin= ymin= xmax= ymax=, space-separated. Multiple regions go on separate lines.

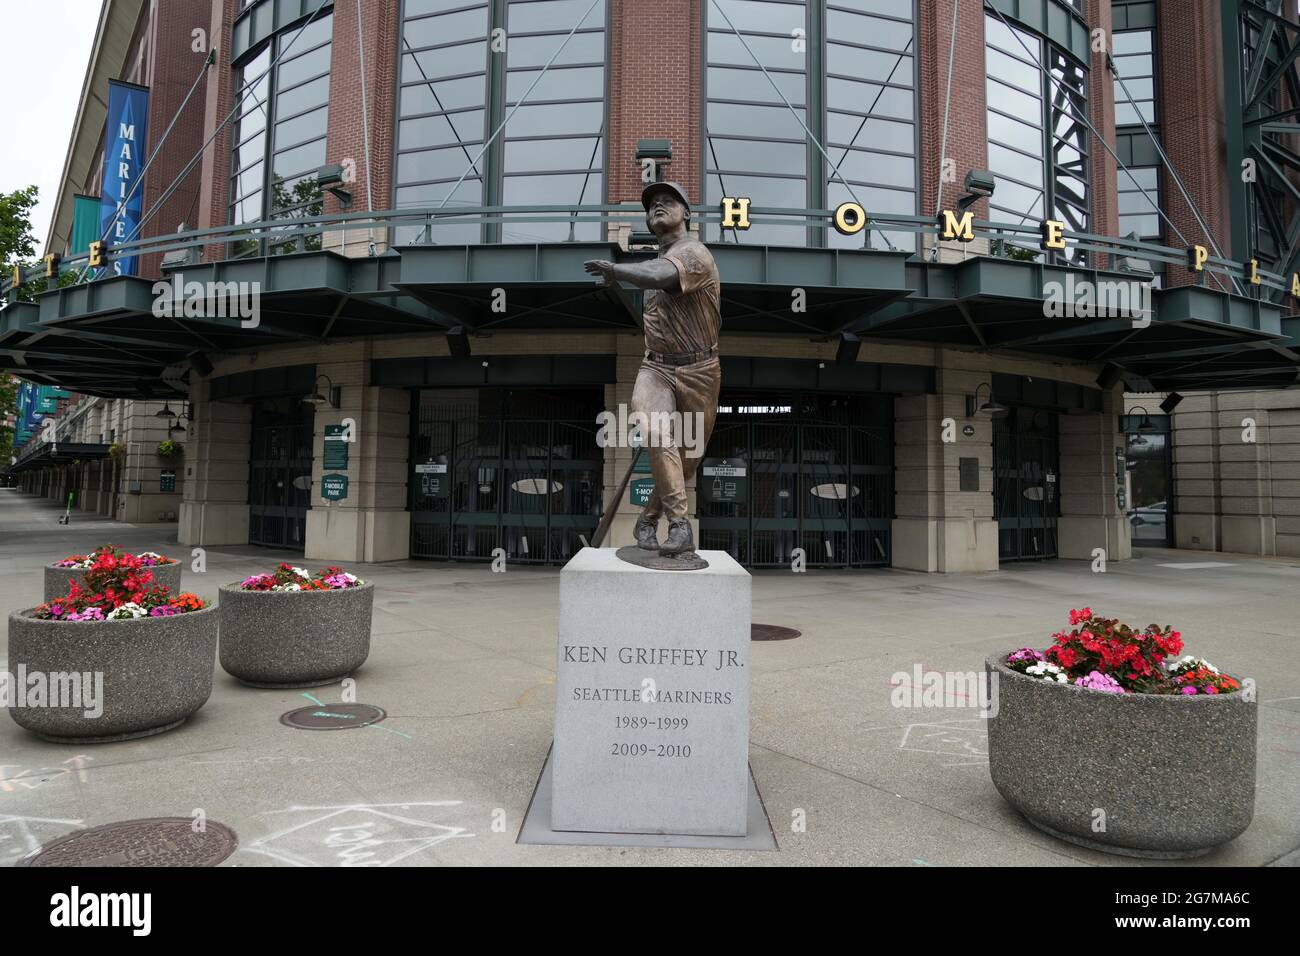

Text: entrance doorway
xmin=994 ymin=407 xmax=1059 ymax=561
xmin=409 ymin=388 xmax=603 ymax=564
xmin=248 ymin=397 xmax=315 ymax=549
xmin=698 ymin=392 xmax=894 ymax=568
xmin=1124 ymin=414 xmax=1173 ymax=547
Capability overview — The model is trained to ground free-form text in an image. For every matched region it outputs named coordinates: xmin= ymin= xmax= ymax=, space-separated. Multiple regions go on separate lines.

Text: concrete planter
xmin=985 ymin=655 xmax=1257 ymax=858
xmin=7 ymin=604 xmax=218 ymax=743
xmin=218 ymin=583 xmax=374 ymax=688
xmin=44 ymin=560 xmax=182 ymax=603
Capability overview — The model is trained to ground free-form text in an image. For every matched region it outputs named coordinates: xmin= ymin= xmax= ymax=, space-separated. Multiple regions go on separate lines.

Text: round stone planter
xmin=44 ymin=560 xmax=182 ymax=603
xmin=218 ymin=583 xmax=374 ymax=688
xmin=985 ymin=655 xmax=1257 ymax=858
xmin=7 ymin=604 xmax=219 ymax=743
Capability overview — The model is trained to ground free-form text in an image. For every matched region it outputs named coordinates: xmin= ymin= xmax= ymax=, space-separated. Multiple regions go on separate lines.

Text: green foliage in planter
xmin=108 ymin=443 xmax=126 ymax=459
xmin=156 ymin=439 xmax=182 ymax=459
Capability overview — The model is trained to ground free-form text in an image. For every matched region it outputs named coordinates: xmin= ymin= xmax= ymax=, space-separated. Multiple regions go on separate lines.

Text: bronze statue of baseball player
xmin=584 ymin=181 xmax=721 ymax=558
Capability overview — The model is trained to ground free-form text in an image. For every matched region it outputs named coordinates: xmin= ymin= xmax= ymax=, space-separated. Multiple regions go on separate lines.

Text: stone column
xmin=1213 ymin=393 xmax=1277 ymax=555
xmin=305 ymin=358 xmax=411 ymax=563
xmin=892 ymin=368 xmax=999 ymax=572
xmin=1057 ymin=386 xmax=1132 ymax=562
xmin=178 ymin=380 xmax=252 ymax=546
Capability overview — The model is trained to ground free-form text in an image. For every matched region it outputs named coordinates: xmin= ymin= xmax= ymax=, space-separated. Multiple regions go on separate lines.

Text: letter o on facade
xmin=833 ymin=202 xmax=867 ymax=236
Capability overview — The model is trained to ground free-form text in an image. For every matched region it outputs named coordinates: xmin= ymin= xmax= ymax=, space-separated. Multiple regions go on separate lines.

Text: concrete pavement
xmin=1 ymin=487 xmax=1297 ymax=866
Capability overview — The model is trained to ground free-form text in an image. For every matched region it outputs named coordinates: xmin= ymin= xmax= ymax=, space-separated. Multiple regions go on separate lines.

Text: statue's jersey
xmin=642 ymin=238 xmax=721 ymax=356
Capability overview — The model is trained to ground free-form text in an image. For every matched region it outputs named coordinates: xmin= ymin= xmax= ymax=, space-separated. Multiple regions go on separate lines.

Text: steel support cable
xmin=88 ymin=0 xmax=335 ymax=278
xmin=987 ymin=5 xmax=1237 ymax=294
xmin=355 ymin=0 xmax=376 ymax=254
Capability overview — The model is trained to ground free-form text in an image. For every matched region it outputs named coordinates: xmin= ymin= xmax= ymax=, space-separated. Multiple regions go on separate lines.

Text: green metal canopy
xmin=3 ymin=241 xmax=1299 ymax=398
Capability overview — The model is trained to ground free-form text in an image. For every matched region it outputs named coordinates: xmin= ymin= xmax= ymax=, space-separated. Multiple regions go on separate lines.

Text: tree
xmin=0 ymin=373 xmax=18 ymax=465
xmin=0 ymin=184 xmax=39 ymax=265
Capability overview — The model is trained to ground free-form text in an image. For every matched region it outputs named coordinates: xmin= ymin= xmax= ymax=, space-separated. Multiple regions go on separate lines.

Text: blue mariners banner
xmin=98 ymin=80 xmax=150 ymax=277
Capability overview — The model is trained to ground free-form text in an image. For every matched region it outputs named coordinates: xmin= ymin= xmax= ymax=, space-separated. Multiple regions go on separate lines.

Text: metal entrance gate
xmin=248 ymin=397 xmax=314 ymax=549
xmin=409 ymin=389 xmax=602 ymax=564
xmin=698 ymin=393 xmax=893 ymax=568
xmin=994 ymin=408 xmax=1059 ymax=561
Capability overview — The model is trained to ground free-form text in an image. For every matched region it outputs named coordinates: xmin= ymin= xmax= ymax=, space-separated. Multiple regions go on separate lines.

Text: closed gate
xmin=248 ymin=397 xmax=314 ymax=549
xmin=994 ymin=408 xmax=1059 ymax=561
xmin=698 ymin=393 xmax=893 ymax=568
xmin=409 ymin=389 xmax=602 ymax=564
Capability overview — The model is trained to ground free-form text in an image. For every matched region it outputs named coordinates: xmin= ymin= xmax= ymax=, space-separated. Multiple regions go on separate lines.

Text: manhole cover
xmin=751 ymin=623 xmax=801 ymax=641
xmin=22 ymin=817 xmax=238 ymax=867
xmin=280 ymin=703 xmax=387 ymax=730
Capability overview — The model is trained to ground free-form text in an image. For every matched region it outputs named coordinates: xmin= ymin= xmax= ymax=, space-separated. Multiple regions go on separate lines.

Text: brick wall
xmin=138 ymin=0 xmax=215 ymax=278
xmin=198 ymin=0 xmax=241 ymax=264
xmin=1156 ymin=0 xmax=1231 ymax=288
xmin=607 ymin=0 xmax=702 ymax=208
xmin=918 ymin=0 xmax=988 ymax=220
xmin=1088 ymin=0 xmax=1118 ymax=267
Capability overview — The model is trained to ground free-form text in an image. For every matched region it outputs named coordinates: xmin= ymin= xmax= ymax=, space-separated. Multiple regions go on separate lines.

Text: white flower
xmin=272 ymin=582 xmax=302 ymax=592
xmin=138 ymin=551 xmax=162 ymax=560
xmin=108 ymin=602 xmax=147 ymax=620
xmin=291 ymin=566 xmax=311 ymax=579
xmin=1026 ymin=661 xmax=1066 ymax=681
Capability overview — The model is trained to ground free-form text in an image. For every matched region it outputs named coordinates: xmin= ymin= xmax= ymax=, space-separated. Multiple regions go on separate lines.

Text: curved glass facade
xmin=394 ymin=0 xmax=606 ymax=244
xmin=705 ymin=0 xmax=917 ymax=249
xmin=229 ymin=11 xmax=333 ymax=257
xmin=984 ymin=12 xmax=1089 ymax=264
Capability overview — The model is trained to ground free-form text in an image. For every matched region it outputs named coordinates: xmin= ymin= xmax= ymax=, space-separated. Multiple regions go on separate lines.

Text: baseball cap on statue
xmin=641 ymin=180 xmax=691 ymax=213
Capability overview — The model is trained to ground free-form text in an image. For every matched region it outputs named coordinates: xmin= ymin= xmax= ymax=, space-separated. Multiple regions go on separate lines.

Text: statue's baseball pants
xmin=630 ymin=355 xmax=721 ymax=522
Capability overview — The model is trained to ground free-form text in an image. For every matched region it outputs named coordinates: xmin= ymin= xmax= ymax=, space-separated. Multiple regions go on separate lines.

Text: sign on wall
xmin=415 ymin=459 xmax=448 ymax=498
xmin=630 ymin=477 xmax=655 ymax=506
xmin=98 ymin=80 xmax=151 ymax=277
xmin=323 ymin=424 xmax=350 ymax=470
xmin=699 ymin=458 xmax=747 ymax=504
xmin=321 ymin=473 xmax=349 ymax=502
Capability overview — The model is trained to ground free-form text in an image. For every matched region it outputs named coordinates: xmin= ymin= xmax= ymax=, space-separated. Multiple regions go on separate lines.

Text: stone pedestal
xmin=551 ymin=547 xmax=751 ymax=835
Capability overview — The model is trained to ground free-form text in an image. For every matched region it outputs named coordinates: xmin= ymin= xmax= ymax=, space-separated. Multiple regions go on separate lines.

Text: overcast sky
xmin=0 ymin=1 xmax=99 ymax=254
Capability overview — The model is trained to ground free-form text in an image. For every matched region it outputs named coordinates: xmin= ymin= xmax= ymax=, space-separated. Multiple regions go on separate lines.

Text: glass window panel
xmin=507 ymin=0 xmax=605 ymax=33
xmin=507 ymin=31 xmax=604 ymax=66
xmin=708 ymin=102 xmax=806 ymax=139
xmin=401 ymin=74 xmax=490 ymax=114
xmin=988 ymin=143 xmax=1045 ymax=186
xmin=828 ymin=149 xmax=915 ymax=189
xmin=708 ymin=31 xmax=806 ymax=69
xmin=826 ymin=112 xmax=913 ymax=152
xmin=705 ymin=173 xmax=807 ymax=208
xmin=283 ymin=15 xmax=332 ymax=52
xmin=398 ymin=110 xmax=485 ymax=150
xmin=1112 ymin=30 xmax=1152 ymax=56
xmin=826 ymin=45 xmax=912 ymax=85
xmin=234 ymin=136 xmax=266 ymax=174
xmin=274 ymin=104 xmax=328 ymax=149
xmin=407 ymin=0 xmax=485 ymax=16
xmin=990 ymin=178 xmax=1045 ymax=219
xmin=709 ymin=0 xmax=807 ymax=34
xmin=502 ymin=100 xmax=603 ymax=136
xmin=275 ymin=74 xmax=330 ymax=118
xmin=396 ymin=179 xmax=483 ymax=210
xmin=230 ymin=190 xmax=263 ymax=225
xmin=232 ymin=161 xmax=265 ymax=198
xmin=708 ymin=66 xmax=805 ymax=104
xmin=828 ymin=0 xmax=900 ymax=14
xmin=401 ymin=42 xmax=487 ymax=83
xmin=399 ymin=144 xmax=486 ymax=185
xmin=709 ymin=136 xmax=806 ymax=173
xmin=826 ymin=79 xmax=912 ymax=120
xmin=825 ymin=10 xmax=912 ymax=48
xmin=276 ymin=44 xmax=331 ymax=89
xmin=271 ymin=139 xmax=326 ymax=182
xmin=504 ymin=136 xmax=601 ymax=172
xmin=506 ymin=66 xmax=606 ymax=105
xmin=986 ymin=46 xmax=1041 ymax=92
xmin=987 ymin=76 xmax=1042 ymax=122
xmin=987 ymin=111 xmax=1042 ymax=154
xmin=1119 ymin=213 xmax=1160 ymax=237
xmin=403 ymin=7 xmax=490 ymax=48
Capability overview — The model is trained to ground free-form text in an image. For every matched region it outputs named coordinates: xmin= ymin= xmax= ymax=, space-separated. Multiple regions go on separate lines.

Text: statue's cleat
xmin=634 ymin=513 xmax=660 ymax=551
xmin=659 ymin=518 xmax=694 ymax=556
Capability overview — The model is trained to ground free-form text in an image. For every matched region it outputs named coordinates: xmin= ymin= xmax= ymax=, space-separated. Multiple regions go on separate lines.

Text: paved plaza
xmin=1 ymin=487 xmax=1297 ymax=867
